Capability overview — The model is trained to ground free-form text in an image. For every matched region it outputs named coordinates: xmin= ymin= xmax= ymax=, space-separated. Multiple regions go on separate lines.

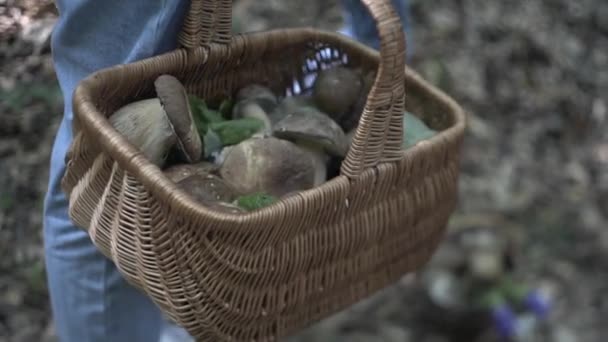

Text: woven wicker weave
xmin=61 ymin=0 xmax=467 ymax=340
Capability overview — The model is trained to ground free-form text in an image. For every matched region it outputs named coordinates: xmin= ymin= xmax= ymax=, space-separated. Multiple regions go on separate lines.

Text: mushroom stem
xmin=295 ymin=139 xmax=329 ymax=186
xmin=233 ymin=101 xmax=272 ymax=132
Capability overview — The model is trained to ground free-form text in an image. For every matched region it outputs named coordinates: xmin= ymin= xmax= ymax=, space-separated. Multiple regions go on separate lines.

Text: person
xmin=339 ymin=0 xmax=412 ymax=56
xmin=43 ymin=1 xmax=412 ymax=341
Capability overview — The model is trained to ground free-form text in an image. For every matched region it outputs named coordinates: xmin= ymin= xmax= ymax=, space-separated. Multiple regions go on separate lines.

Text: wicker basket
xmin=61 ymin=0 xmax=467 ymax=340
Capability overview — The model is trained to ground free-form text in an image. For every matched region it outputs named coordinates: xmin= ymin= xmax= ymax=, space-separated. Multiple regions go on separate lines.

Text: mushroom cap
xmin=108 ymin=98 xmax=174 ymax=166
xmin=177 ymin=173 xmax=239 ymax=204
xmin=219 ymin=136 xmax=316 ymax=197
xmin=273 ymin=107 xmax=348 ymax=157
xmin=269 ymin=95 xmax=315 ymax=124
xmin=154 ymin=74 xmax=203 ymax=163
xmin=312 ymin=66 xmax=363 ymax=122
xmin=235 ymin=84 xmax=278 ymax=113
xmin=163 ymin=162 xmax=219 ymax=183
xmin=341 ymin=69 xmax=375 ymax=132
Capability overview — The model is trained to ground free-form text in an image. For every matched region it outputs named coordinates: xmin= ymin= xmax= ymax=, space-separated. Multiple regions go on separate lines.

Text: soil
xmin=1 ymin=0 xmax=606 ymax=341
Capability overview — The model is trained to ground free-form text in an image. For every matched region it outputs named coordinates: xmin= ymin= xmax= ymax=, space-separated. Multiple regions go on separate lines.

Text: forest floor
xmin=1 ymin=0 xmax=606 ymax=341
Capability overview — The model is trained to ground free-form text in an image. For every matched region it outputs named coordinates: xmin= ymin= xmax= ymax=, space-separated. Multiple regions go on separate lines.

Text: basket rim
xmin=70 ymin=27 xmax=467 ymax=229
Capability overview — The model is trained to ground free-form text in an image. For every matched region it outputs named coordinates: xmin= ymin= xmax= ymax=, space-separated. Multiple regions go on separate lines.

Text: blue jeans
xmin=340 ymin=0 xmax=413 ymax=55
xmin=43 ymin=1 xmax=411 ymax=341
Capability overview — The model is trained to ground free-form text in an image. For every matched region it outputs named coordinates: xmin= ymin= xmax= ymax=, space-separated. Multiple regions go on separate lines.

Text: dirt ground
xmin=1 ymin=0 xmax=607 ymax=341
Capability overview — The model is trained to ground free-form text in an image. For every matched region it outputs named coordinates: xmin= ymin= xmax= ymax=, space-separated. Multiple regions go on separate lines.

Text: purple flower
xmin=524 ymin=289 xmax=551 ymax=319
xmin=491 ymin=304 xmax=517 ymax=339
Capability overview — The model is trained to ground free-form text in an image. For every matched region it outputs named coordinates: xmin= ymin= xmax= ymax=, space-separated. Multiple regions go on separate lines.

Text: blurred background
xmin=0 ymin=0 xmax=606 ymax=341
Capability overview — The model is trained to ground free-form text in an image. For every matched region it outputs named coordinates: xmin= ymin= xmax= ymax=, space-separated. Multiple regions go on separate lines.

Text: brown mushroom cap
xmin=219 ymin=137 xmax=316 ymax=197
xmin=269 ymin=94 xmax=316 ymax=124
xmin=108 ymin=98 xmax=174 ymax=166
xmin=154 ymin=74 xmax=203 ymax=163
xmin=177 ymin=173 xmax=239 ymax=204
xmin=341 ymin=69 xmax=375 ymax=132
xmin=312 ymin=66 xmax=363 ymax=122
xmin=273 ymin=107 xmax=348 ymax=157
xmin=163 ymin=162 xmax=219 ymax=183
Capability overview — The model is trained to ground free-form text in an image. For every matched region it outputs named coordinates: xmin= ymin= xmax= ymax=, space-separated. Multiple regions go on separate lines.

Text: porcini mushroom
xmin=232 ymin=101 xmax=273 ymax=132
xmin=108 ymin=74 xmax=202 ymax=166
xmin=163 ymin=162 xmax=219 ymax=183
xmin=273 ymin=107 xmax=348 ymax=186
xmin=232 ymin=84 xmax=278 ymax=133
xmin=235 ymin=84 xmax=278 ymax=113
xmin=219 ymin=136 xmax=316 ymax=197
xmin=176 ymin=173 xmax=244 ymax=214
xmin=154 ymin=74 xmax=203 ymax=163
xmin=269 ymin=94 xmax=316 ymax=124
xmin=341 ymin=69 xmax=375 ymax=132
xmin=312 ymin=66 xmax=363 ymax=123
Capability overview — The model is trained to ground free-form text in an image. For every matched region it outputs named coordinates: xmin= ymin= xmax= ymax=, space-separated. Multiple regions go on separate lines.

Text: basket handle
xmin=339 ymin=0 xmax=407 ymax=177
xmin=177 ymin=0 xmax=406 ymax=178
xmin=177 ymin=0 xmax=233 ymax=48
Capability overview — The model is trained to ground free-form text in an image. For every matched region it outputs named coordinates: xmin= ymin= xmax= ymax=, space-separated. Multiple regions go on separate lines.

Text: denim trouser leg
xmin=44 ymin=1 xmax=189 ymax=341
xmin=340 ymin=0 xmax=412 ymax=56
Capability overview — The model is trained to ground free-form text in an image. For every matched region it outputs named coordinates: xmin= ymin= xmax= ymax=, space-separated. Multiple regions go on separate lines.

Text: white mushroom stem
xmin=108 ymin=98 xmax=175 ymax=166
xmin=234 ymin=101 xmax=272 ymax=132
xmin=295 ymin=139 xmax=329 ymax=186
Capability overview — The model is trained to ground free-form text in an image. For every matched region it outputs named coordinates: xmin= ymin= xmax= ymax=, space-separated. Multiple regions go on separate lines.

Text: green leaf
xmin=209 ymin=117 xmax=265 ymax=146
xmin=235 ymin=193 xmax=278 ymax=211
xmin=218 ymin=99 xmax=235 ymax=118
xmin=192 ymin=113 xmax=207 ymax=137
xmin=189 ymin=96 xmax=208 ymax=134
xmin=202 ymin=107 xmax=225 ymax=124
xmin=189 ymin=95 xmax=225 ymax=124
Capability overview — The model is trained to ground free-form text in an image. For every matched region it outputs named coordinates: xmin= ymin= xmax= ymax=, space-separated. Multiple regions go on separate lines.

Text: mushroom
xmin=312 ymin=66 xmax=363 ymax=123
xmin=232 ymin=84 xmax=278 ymax=133
xmin=235 ymin=84 xmax=278 ymax=114
xmin=213 ymin=145 xmax=234 ymax=166
xmin=269 ymin=94 xmax=316 ymax=124
xmin=163 ymin=162 xmax=219 ymax=183
xmin=108 ymin=74 xmax=202 ymax=166
xmin=219 ymin=136 xmax=316 ymax=197
xmin=232 ymin=101 xmax=272 ymax=132
xmin=273 ymin=107 xmax=348 ymax=186
xmin=203 ymin=128 xmax=223 ymax=159
xmin=341 ymin=69 xmax=375 ymax=132
xmin=177 ymin=173 xmax=237 ymax=203
xmin=154 ymin=74 xmax=203 ymax=163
